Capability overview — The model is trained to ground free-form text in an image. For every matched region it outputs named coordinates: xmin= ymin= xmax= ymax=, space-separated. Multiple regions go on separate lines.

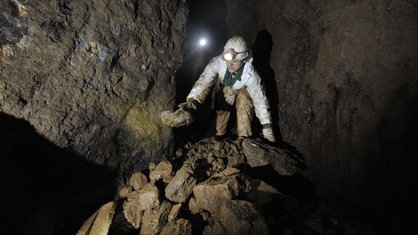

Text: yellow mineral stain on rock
xmin=124 ymin=102 xmax=162 ymax=142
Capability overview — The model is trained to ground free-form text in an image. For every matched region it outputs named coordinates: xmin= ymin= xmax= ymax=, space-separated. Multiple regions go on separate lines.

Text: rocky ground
xmin=78 ymin=137 xmax=374 ymax=235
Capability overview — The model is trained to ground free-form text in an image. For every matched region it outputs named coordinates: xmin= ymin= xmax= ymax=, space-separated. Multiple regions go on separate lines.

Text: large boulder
xmin=0 ymin=0 xmax=188 ymax=177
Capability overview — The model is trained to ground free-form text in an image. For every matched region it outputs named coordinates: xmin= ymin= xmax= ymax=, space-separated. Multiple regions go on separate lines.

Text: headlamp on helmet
xmin=222 ymin=48 xmax=248 ymax=62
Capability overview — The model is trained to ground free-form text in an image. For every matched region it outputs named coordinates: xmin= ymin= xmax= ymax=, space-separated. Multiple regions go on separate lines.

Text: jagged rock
xmin=168 ymin=203 xmax=183 ymax=222
xmin=123 ymin=202 xmax=143 ymax=229
xmin=118 ymin=184 xmax=133 ymax=198
xmin=184 ymin=138 xmax=241 ymax=161
xmin=180 ymin=138 xmax=304 ymax=177
xmin=108 ymin=201 xmax=138 ymax=234
xmin=165 ymin=163 xmax=196 ymax=203
xmin=211 ymin=167 xmax=241 ymax=178
xmin=132 ymin=183 xmax=160 ymax=210
xmin=123 ymin=183 xmax=160 ymax=228
xmin=200 ymin=211 xmax=211 ymax=221
xmin=159 ymin=219 xmax=192 ymax=235
xmin=129 ymin=171 xmax=148 ymax=191
xmin=226 ymin=150 xmax=247 ymax=167
xmin=140 ymin=200 xmax=172 ymax=235
xmin=225 ymin=140 xmax=246 ymax=167
xmin=188 ymin=197 xmax=201 ymax=215
xmin=209 ymin=157 xmax=227 ymax=175
xmin=219 ymin=200 xmax=269 ymax=235
xmin=203 ymin=220 xmax=228 ymax=235
xmin=77 ymin=138 xmax=371 ymax=234
xmin=160 ymin=108 xmax=194 ymax=127
xmin=242 ymin=138 xmax=305 ymax=176
xmin=149 ymin=160 xmax=173 ymax=183
xmin=192 ymin=173 xmax=246 ymax=218
xmin=245 ymin=178 xmax=282 ymax=207
xmin=77 ymin=201 xmax=116 ymax=235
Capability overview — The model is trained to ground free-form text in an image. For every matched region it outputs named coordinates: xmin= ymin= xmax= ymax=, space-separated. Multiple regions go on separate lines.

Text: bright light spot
xmin=223 ymin=53 xmax=233 ymax=61
xmin=199 ymin=38 xmax=207 ymax=46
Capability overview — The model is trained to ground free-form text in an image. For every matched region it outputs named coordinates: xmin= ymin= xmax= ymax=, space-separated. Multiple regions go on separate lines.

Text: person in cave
xmin=178 ymin=35 xmax=276 ymax=142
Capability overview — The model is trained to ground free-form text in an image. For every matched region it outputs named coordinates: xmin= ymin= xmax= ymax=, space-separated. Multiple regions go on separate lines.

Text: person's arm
xmin=185 ymin=57 xmax=220 ymax=104
xmin=245 ymin=68 xmax=276 ymax=142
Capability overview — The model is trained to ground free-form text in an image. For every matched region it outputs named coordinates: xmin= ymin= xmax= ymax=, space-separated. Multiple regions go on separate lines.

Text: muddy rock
xmin=159 ymin=219 xmax=192 ymax=235
xmin=165 ymin=162 xmax=197 ymax=203
xmin=149 ymin=160 xmax=174 ymax=183
xmin=242 ymin=138 xmax=305 ymax=176
xmin=140 ymin=200 xmax=172 ymax=235
xmin=77 ymin=138 xmax=371 ymax=234
xmin=192 ymin=173 xmax=246 ymax=218
xmin=123 ymin=183 xmax=160 ymax=228
xmin=220 ymin=200 xmax=269 ymax=235
xmin=128 ymin=171 xmax=149 ymax=191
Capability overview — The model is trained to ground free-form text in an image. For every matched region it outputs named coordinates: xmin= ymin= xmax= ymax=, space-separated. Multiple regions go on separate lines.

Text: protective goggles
xmin=222 ymin=48 xmax=248 ymax=61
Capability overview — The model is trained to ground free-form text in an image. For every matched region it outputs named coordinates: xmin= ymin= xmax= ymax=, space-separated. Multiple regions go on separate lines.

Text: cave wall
xmin=1 ymin=0 xmax=417 ymax=226
xmin=0 ymin=0 xmax=188 ymax=176
xmin=226 ymin=0 xmax=418 ymax=218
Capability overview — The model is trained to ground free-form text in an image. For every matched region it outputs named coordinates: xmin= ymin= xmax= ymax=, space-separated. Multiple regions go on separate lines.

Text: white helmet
xmin=222 ymin=36 xmax=249 ymax=62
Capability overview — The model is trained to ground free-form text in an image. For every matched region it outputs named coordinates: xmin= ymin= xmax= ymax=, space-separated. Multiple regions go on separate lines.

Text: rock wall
xmin=226 ymin=0 xmax=418 ymax=221
xmin=1 ymin=0 xmax=417 ymax=231
xmin=0 ymin=0 xmax=188 ymax=176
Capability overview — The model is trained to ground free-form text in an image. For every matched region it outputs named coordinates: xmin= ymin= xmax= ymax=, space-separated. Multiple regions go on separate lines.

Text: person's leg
xmin=213 ymin=85 xmax=235 ymax=138
xmin=215 ymin=110 xmax=230 ymax=136
xmin=236 ymin=89 xmax=254 ymax=138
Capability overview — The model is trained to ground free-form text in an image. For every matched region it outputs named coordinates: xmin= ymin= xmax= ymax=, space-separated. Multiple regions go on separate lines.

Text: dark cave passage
xmin=174 ymin=0 xmax=228 ymax=146
xmin=0 ymin=113 xmax=118 ymax=235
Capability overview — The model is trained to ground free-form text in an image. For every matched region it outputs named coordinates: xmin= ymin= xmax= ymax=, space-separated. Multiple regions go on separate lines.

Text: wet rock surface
xmin=78 ymin=138 xmax=372 ymax=235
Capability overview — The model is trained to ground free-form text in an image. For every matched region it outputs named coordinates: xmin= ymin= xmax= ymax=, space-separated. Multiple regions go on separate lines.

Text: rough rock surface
xmin=225 ymin=0 xmax=418 ymax=228
xmin=78 ymin=138 xmax=371 ymax=234
xmin=242 ymin=138 xmax=305 ymax=175
xmin=0 ymin=0 xmax=188 ymax=176
xmin=1 ymin=0 xmax=417 ymax=233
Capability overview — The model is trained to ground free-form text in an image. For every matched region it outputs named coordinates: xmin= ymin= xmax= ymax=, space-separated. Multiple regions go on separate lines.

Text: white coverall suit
xmin=186 ymin=55 xmax=273 ymax=139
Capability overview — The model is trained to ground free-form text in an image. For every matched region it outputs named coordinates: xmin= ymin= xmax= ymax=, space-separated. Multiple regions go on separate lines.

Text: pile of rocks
xmin=77 ymin=138 xmax=368 ymax=234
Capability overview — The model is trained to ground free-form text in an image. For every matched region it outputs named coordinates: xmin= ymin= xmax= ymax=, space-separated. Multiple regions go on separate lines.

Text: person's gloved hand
xmin=262 ymin=124 xmax=276 ymax=142
xmin=178 ymin=98 xmax=200 ymax=110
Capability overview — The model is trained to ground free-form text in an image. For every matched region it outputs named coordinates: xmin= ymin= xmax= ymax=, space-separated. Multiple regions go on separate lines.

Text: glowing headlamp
xmin=222 ymin=48 xmax=247 ymax=61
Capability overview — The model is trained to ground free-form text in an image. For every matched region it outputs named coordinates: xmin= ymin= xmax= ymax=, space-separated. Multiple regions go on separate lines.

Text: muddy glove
xmin=262 ymin=123 xmax=276 ymax=142
xmin=178 ymin=98 xmax=200 ymax=111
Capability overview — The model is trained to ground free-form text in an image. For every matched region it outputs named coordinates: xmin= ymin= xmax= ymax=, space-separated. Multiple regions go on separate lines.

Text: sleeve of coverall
xmin=245 ymin=70 xmax=272 ymax=125
xmin=186 ymin=57 xmax=220 ymax=103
